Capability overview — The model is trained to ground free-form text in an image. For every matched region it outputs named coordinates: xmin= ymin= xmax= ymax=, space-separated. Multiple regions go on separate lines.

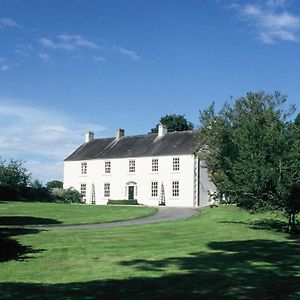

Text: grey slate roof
xmin=64 ymin=131 xmax=198 ymax=161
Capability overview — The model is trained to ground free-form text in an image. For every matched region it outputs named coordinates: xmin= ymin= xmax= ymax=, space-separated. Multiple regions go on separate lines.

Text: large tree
xmin=197 ymin=92 xmax=300 ymax=232
xmin=0 ymin=158 xmax=31 ymax=187
xmin=151 ymin=114 xmax=194 ymax=133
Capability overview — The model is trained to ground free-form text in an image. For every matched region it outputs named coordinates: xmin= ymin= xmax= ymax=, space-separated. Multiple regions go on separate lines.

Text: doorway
xmin=128 ymin=186 xmax=135 ymax=200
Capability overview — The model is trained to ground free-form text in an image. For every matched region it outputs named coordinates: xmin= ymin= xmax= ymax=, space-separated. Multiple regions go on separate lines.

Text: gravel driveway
xmin=27 ymin=207 xmax=199 ymax=230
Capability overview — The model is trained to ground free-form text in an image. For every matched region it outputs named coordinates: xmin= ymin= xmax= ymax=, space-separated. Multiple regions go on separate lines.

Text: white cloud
xmin=39 ymin=35 xmax=100 ymax=51
xmin=114 ymin=46 xmax=141 ymax=60
xmin=0 ymin=18 xmax=21 ymax=28
xmin=232 ymin=1 xmax=300 ymax=43
xmin=0 ymin=97 xmax=106 ymax=182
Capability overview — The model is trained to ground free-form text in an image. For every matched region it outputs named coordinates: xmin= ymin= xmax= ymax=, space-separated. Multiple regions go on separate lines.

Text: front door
xmin=128 ymin=186 xmax=135 ymax=200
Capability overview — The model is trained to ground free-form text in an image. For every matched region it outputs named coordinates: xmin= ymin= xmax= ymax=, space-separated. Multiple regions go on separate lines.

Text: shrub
xmin=61 ymin=188 xmax=82 ymax=203
xmin=107 ymin=199 xmax=139 ymax=205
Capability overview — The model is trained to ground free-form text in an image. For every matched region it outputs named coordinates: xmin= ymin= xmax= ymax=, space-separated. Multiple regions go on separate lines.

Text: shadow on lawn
xmin=220 ymin=219 xmax=300 ymax=235
xmin=0 ymin=216 xmax=59 ymax=262
xmin=1 ymin=239 xmax=300 ymax=299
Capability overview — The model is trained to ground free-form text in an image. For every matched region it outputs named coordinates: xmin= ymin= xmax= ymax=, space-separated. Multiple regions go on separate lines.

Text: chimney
xmin=158 ymin=124 xmax=167 ymax=137
xmin=116 ymin=128 xmax=125 ymax=140
xmin=85 ymin=131 xmax=94 ymax=143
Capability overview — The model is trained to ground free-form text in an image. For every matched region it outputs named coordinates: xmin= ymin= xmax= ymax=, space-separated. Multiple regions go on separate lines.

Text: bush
xmin=61 ymin=188 xmax=82 ymax=203
xmin=107 ymin=199 xmax=139 ymax=205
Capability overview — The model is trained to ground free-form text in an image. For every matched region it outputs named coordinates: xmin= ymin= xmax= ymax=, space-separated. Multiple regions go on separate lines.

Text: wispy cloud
xmin=114 ymin=46 xmax=141 ymax=60
xmin=15 ymin=44 xmax=33 ymax=57
xmin=39 ymin=35 xmax=100 ymax=51
xmin=0 ymin=57 xmax=15 ymax=71
xmin=231 ymin=1 xmax=300 ymax=43
xmin=37 ymin=53 xmax=51 ymax=62
xmin=0 ymin=97 xmax=106 ymax=182
xmin=0 ymin=17 xmax=21 ymax=28
xmin=93 ymin=56 xmax=106 ymax=63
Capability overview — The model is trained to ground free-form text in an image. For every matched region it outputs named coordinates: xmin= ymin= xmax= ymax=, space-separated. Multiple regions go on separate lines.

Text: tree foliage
xmin=151 ymin=114 xmax=194 ymax=133
xmin=197 ymin=92 xmax=300 ymax=232
xmin=46 ymin=180 xmax=63 ymax=189
xmin=0 ymin=158 xmax=31 ymax=187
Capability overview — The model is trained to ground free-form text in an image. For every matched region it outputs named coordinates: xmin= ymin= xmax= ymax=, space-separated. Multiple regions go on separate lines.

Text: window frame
xmin=172 ymin=181 xmax=179 ymax=197
xmin=152 ymin=158 xmax=158 ymax=172
xmin=151 ymin=181 xmax=158 ymax=197
xmin=172 ymin=157 xmax=180 ymax=171
xmin=80 ymin=183 xmax=87 ymax=200
xmin=129 ymin=160 xmax=135 ymax=173
xmin=105 ymin=161 xmax=111 ymax=174
xmin=104 ymin=183 xmax=110 ymax=197
xmin=81 ymin=162 xmax=87 ymax=175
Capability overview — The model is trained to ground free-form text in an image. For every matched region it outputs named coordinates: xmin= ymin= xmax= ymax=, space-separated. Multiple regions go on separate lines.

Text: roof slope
xmin=64 ymin=131 xmax=198 ymax=161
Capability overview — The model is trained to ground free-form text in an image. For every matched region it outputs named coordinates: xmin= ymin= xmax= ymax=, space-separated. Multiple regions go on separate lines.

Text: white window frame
xmin=129 ymin=160 xmax=135 ymax=173
xmin=105 ymin=161 xmax=111 ymax=174
xmin=173 ymin=157 xmax=180 ymax=171
xmin=104 ymin=183 xmax=110 ymax=197
xmin=80 ymin=183 xmax=87 ymax=201
xmin=81 ymin=162 xmax=87 ymax=174
xmin=151 ymin=181 xmax=158 ymax=197
xmin=172 ymin=181 xmax=179 ymax=197
xmin=152 ymin=159 xmax=158 ymax=172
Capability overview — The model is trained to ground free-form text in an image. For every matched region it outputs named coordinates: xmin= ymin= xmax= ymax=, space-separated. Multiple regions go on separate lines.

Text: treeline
xmin=0 ymin=159 xmax=81 ymax=203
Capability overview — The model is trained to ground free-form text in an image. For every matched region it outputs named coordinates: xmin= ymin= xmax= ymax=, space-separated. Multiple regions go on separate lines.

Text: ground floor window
xmin=80 ymin=183 xmax=87 ymax=201
xmin=172 ymin=181 xmax=179 ymax=197
xmin=104 ymin=183 xmax=110 ymax=197
xmin=151 ymin=181 xmax=158 ymax=197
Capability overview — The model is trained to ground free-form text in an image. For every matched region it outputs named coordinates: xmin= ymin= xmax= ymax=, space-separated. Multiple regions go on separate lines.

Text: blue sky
xmin=0 ymin=0 xmax=300 ymax=183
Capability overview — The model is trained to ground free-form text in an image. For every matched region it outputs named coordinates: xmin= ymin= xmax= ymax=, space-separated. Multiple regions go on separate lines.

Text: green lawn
xmin=1 ymin=205 xmax=300 ymax=299
xmin=0 ymin=201 xmax=157 ymax=225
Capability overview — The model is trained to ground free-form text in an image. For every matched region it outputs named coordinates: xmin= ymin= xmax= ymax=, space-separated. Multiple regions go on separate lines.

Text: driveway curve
xmin=28 ymin=207 xmax=199 ymax=230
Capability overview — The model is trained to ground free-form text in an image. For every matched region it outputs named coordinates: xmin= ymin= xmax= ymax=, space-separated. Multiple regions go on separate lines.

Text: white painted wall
xmin=63 ymin=154 xmax=216 ymax=207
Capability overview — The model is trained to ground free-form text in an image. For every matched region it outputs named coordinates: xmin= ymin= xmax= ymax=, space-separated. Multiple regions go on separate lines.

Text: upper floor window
xmin=81 ymin=162 xmax=87 ymax=174
xmin=80 ymin=183 xmax=87 ymax=201
xmin=105 ymin=161 xmax=111 ymax=174
xmin=173 ymin=157 xmax=180 ymax=171
xmin=104 ymin=183 xmax=110 ymax=197
xmin=129 ymin=160 xmax=135 ymax=173
xmin=151 ymin=181 xmax=158 ymax=197
xmin=172 ymin=181 xmax=179 ymax=197
xmin=152 ymin=159 xmax=158 ymax=172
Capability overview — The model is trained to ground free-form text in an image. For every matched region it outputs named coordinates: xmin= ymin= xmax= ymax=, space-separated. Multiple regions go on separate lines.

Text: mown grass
xmin=1 ymin=205 xmax=300 ymax=299
xmin=0 ymin=201 xmax=157 ymax=225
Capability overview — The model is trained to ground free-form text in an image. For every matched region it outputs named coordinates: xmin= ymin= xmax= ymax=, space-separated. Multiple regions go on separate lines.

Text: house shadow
xmin=1 ymin=239 xmax=300 ymax=299
xmin=0 ymin=216 xmax=60 ymax=262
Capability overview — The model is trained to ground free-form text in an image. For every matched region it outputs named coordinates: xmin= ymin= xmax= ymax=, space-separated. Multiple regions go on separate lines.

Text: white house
xmin=63 ymin=125 xmax=216 ymax=207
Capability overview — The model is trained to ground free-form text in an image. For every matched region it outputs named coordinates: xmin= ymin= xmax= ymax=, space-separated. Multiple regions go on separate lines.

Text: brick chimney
xmin=85 ymin=131 xmax=94 ymax=143
xmin=116 ymin=128 xmax=125 ymax=140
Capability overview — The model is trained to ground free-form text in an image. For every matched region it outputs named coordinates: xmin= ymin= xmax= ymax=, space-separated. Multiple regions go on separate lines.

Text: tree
xmin=295 ymin=113 xmax=300 ymax=126
xmin=0 ymin=158 xmax=31 ymax=187
xmin=150 ymin=114 xmax=194 ymax=133
xmin=197 ymin=92 xmax=300 ymax=233
xmin=46 ymin=180 xmax=63 ymax=189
